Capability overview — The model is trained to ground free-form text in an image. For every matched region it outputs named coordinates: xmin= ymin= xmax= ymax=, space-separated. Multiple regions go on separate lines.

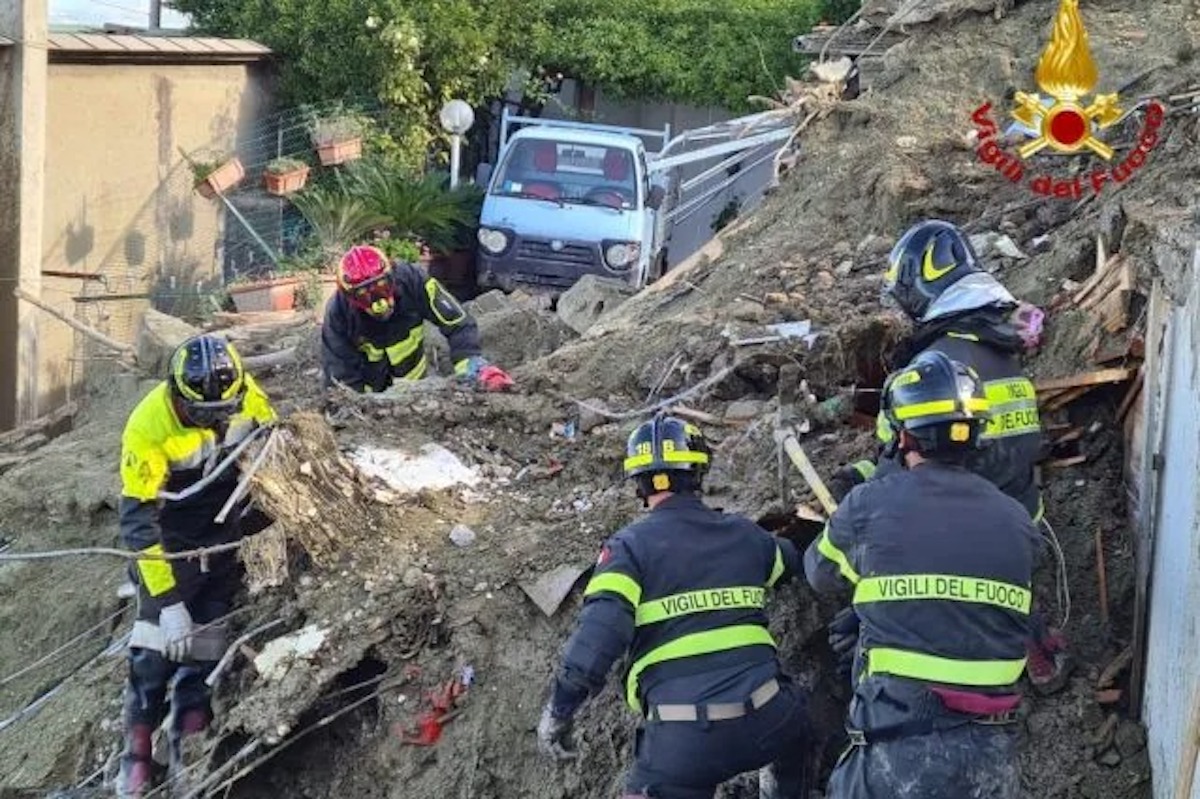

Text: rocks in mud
xmin=1115 ymin=720 xmax=1147 ymax=757
xmin=449 ymin=524 xmax=477 ymax=547
xmin=724 ymin=400 xmax=768 ymax=423
xmin=969 ymin=231 xmax=1027 ymax=262
xmin=577 ymin=398 xmax=611 ymax=433
xmin=557 ymin=275 xmax=637 ymax=334
xmin=137 ymin=309 xmax=201 ymax=377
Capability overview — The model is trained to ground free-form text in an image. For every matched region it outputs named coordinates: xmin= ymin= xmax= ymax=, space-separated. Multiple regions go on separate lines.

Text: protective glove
xmin=828 ymin=605 xmax=860 ymax=678
xmin=536 ymin=703 xmax=578 ymax=761
xmin=828 ymin=460 xmax=875 ymax=503
xmin=455 ymin=356 xmax=514 ymax=392
xmin=478 ymin=364 xmax=514 ymax=392
xmin=159 ymin=602 xmax=195 ymax=662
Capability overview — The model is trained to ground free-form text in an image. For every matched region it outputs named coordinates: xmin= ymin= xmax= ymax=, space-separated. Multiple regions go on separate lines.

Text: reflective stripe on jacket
xmin=118 ymin=377 xmax=276 ymax=600
xmin=804 ymin=462 xmax=1035 ymax=690
xmin=320 ymin=262 xmax=482 ymax=392
xmin=875 ymin=331 xmax=1042 ymax=520
xmin=552 ymin=494 xmax=802 ymax=717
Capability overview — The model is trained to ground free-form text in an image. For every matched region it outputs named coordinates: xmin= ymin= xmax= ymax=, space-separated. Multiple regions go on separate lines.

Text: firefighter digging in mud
xmin=828 ymin=218 xmax=1071 ymax=694
xmin=116 ymin=335 xmax=277 ymax=797
xmin=321 ymin=244 xmax=514 ymax=394
xmin=536 ymin=413 xmax=813 ymax=799
xmin=806 ymin=350 xmax=1035 ymax=798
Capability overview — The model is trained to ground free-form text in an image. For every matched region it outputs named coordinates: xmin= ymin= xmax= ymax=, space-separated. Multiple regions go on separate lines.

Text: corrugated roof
xmin=46 ymin=32 xmax=270 ymax=63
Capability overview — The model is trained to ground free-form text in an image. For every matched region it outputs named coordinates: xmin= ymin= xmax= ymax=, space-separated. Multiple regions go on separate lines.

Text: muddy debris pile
xmin=4 ymin=0 xmax=1200 ymax=796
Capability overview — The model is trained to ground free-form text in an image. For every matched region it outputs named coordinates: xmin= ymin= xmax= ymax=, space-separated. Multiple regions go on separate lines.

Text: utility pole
xmin=149 ymin=0 xmax=162 ymax=29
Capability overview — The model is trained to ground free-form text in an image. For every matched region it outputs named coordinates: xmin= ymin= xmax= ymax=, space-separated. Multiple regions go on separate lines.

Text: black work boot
xmin=116 ymin=723 xmax=157 ymax=798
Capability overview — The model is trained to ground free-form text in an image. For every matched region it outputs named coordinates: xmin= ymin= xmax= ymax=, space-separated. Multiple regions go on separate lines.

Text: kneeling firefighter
xmin=320 ymin=244 xmax=513 ymax=393
xmin=117 ymin=335 xmax=277 ymax=797
xmin=805 ymin=350 xmax=1035 ymax=798
xmin=536 ymin=414 xmax=813 ymax=798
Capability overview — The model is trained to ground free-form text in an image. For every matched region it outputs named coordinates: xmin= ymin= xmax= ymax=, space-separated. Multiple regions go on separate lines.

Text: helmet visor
xmin=184 ymin=396 xmax=242 ymax=428
xmin=345 ymin=274 xmax=394 ymax=314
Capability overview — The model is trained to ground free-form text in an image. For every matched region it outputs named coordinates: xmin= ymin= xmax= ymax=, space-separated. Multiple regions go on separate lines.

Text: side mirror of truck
xmin=647 ymin=185 xmax=667 ymax=210
xmin=476 ymin=162 xmax=494 ymax=187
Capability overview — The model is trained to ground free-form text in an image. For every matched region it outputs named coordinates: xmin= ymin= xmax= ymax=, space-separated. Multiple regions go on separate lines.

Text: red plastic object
xmin=478 ymin=365 xmax=515 ymax=392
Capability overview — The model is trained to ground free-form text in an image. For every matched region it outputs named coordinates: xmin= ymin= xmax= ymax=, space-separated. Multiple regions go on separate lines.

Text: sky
xmin=50 ymin=0 xmax=190 ymax=29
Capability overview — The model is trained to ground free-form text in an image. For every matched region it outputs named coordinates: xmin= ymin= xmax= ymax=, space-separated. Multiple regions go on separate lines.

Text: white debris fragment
xmin=253 ymin=624 xmax=330 ymax=682
xmin=348 ymin=443 xmax=481 ymax=494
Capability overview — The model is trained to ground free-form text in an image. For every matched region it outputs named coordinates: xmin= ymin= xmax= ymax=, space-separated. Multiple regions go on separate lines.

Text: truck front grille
xmin=516 ymin=239 xmax=598 ymax=267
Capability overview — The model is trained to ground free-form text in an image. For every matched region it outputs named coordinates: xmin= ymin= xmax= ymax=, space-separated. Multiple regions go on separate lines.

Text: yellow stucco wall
xmin=36 ymin=61 xmax=270 ymax=413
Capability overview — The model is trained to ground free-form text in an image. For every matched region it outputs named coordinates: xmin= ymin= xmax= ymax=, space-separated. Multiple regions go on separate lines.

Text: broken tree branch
xmin=13 ymin=286 xmax=136 ymax=358
xmin=242 ymin=347 xmax=298 ymax=372
xmin=1095 ymin=526 xmax=1109 ymax=626
xmin=0 ymin=539 xmax=245 ymax=564
xmin=559 ymin=367 xmax=735 ymax=422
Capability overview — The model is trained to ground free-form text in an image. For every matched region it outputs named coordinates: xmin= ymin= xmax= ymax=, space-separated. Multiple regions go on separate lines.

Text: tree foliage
xmin=172 ymin=0 xmax=855 ymax=163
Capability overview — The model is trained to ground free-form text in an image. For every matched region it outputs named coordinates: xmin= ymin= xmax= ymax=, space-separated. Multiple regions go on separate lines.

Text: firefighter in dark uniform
xmin=536 ymin=414 xmax=812 ymax=799
xmin=117 ymin=335 xmax=276 ymax=797
xmin=829 ymin=219 xmax=1068 ymax=691
xmin=806 ymin=350 xmax=1036 ymax=798
xmin=321 ymin=244 xmax=513 ymax=393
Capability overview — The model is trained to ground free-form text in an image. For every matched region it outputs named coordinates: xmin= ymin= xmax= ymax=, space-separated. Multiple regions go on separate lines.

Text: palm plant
xmin=337 ymin=159 xmax=476 ymax=254
xmin=290 ymin=183 xmax=389 ymax=257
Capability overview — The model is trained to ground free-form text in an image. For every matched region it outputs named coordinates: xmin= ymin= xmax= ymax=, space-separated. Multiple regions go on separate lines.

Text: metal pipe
xmin=214 ymin=192 xmax=280 ymax=267
xmin=157 ymin=426 xmax=268 ymax=502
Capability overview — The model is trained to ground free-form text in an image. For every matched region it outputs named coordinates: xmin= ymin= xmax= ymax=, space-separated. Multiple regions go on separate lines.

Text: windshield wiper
xmin=501 ymin=190 xmax=564 ymax=207
xmin=563 ymin=196 xmax=626 ymax=210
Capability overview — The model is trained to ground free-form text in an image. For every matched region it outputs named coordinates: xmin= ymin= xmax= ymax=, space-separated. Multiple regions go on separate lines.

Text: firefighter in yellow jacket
xmin=116 ymin=334 xmax=276 ymax=797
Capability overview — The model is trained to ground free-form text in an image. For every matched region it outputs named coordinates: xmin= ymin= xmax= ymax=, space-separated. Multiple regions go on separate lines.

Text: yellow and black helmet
xmin=623 ymin=413 xmax=711 ymax=499
xmin=168 ymin=334 xmax=246 ymax=428
xmin=881 ymin=350 xmax=989 ymax=454
xmin=883 ymin=219 xmax=982 ymax=320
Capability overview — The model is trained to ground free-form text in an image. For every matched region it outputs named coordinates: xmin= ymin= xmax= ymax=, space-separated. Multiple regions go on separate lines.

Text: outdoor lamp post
xmin=439 ymin=99 xmax=475 ymax=190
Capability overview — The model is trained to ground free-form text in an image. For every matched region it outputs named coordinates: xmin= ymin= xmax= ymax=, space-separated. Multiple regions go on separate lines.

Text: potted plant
xmin=182 ymin=148 xmax=244 ymax=199
xmin=226 ymin=269 xmax=304 ymax=313
xmin=263 ymin=157 xmax=311 ymax=196
xmin=309 ymin=111 xmax=366 ymax=166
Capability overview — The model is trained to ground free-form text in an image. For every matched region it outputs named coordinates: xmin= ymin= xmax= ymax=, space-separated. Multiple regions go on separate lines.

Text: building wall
xmin=1141 ymin=249 xmax=1200 ymax=798
xmin=33 ymin=61 xmax=271 ymax=414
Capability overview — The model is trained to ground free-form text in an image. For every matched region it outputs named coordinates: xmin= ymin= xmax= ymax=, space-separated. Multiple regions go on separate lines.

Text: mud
xmin=3 ymin=0 xmax=1196 ymax=795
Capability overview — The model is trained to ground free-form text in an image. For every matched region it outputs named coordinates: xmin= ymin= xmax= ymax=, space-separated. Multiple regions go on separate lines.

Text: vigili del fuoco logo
xmin=970 ymin=0 xmax=1165 ymax=199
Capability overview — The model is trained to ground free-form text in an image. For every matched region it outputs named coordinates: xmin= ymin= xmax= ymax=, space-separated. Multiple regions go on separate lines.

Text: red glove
xmin=478 ymin=364 xmax=514 ymax=392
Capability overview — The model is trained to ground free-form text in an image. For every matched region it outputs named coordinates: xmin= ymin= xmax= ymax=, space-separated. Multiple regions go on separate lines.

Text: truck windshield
xmin=491 ymin=139 xmax=639 ymax=210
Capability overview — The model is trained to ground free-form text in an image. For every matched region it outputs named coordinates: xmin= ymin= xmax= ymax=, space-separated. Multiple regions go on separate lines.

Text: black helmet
xmin=168 ymin=334 xmax=246 ymax=428
xmin=623 ymin=413 xmax=711 ymax=500
xmin=881 ymin=350 xmax=989 ymax=455
xmin=883 ymin=220 xmax=982 ymax=320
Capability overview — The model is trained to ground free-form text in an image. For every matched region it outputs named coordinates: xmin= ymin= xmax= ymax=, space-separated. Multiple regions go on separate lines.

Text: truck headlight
xmin=603 ymin=241 xmax=641 ymax=269
xmin=478 ymin=227 xmax=510 ymax=255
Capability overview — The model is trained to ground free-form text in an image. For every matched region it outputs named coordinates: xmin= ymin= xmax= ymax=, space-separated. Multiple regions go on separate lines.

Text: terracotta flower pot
xmin=264 ymin=166 xmax=310 ymax=196
xmin=316 ymin=137 xmax=363 ymax=166
xmin=196 ymin=157 xmax=245 ymax=199
xmin=227 ymin=276 xmax=302 ymax=313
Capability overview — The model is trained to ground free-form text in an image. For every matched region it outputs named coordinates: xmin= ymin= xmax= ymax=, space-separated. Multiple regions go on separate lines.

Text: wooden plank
xmin=1070 ymin=236 xmax=1115 ymax=306
xmin=1116 ymin=368 xmax=1145 ymax=424
xmin=1034 ymin=368 xmax=1137 ymax=393
xmin=1043 ymin=454 xmax=1087 ymax=469
xmin=13 ymin=286 xmax=136 ymax=357
xmin=1051 ymin=427 xmax=1084 ymax=445
xmin=1043 ymin=385 xmax=1098 ymax=412
xmin=0 ymin=402 xmax=77 ymax=449
xmin=1076 ymin=256 xmax=1129 ymax=310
